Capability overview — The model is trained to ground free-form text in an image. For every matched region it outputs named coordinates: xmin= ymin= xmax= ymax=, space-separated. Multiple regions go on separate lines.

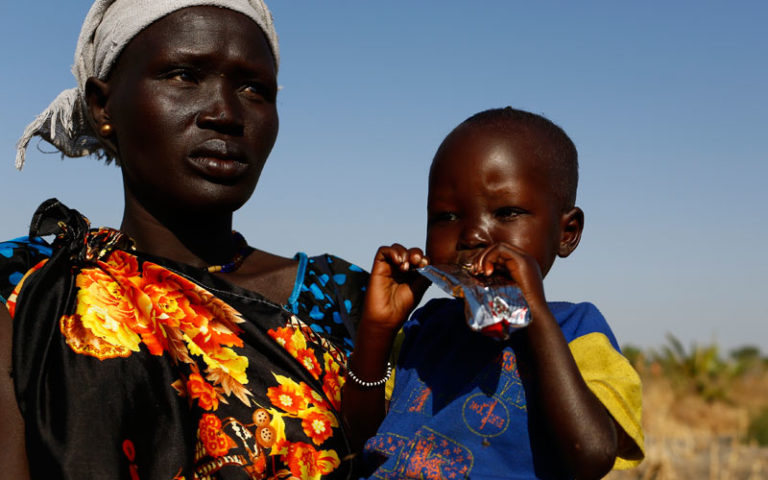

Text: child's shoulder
xmin=549 ymin=301 xmax=622 ymax=352
xmin=548 ymin=300 xmax=603 ymax=325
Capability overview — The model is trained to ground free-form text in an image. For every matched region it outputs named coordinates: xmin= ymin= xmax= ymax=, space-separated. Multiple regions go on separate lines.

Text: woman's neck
xmin=120 ymin=196 xmax=239 ymax=269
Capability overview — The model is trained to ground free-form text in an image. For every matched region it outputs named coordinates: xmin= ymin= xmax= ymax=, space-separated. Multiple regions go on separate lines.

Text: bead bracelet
xmin=346 ymin=362 xmax=392 ymax=388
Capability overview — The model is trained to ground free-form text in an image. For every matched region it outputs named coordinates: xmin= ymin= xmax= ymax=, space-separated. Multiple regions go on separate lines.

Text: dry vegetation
xmin=606 ymin=337 xmax=768 ymax=480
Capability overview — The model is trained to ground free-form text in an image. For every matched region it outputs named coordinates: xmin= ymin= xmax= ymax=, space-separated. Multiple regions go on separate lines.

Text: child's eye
xmin=428 ymin=212 xmax=458 ymax=225
xmin=494 ymin=207 xmax=525 ymax=220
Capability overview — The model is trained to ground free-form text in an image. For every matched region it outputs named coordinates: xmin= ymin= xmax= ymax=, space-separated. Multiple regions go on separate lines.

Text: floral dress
xmin=0 ymin=199 xmax=369 ymax=480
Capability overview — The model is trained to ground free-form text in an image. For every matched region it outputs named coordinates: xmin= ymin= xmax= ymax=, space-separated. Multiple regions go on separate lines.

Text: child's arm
xmin=473 ymin=243 xmax=620 ymax=480
xmin=342 ymin=244 xmax=429 ymax=450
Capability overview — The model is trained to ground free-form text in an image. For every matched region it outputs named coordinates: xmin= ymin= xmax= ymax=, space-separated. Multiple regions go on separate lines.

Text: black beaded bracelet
xmin=346 ymin=362 xmax=393 ymax=388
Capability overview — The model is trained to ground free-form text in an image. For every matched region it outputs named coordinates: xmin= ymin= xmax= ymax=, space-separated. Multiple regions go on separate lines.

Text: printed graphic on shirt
xmin=365 ymin=427 xmax=473 ymax=480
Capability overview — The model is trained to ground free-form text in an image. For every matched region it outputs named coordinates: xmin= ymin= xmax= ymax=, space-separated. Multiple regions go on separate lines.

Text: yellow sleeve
xmin=384 ymin=328 xmax=406 ymax=401
xmin=569 ymin=332 xmax=645 ymax=469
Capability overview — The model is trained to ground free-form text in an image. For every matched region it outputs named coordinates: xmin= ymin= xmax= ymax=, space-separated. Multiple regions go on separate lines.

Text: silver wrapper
xmin=417 ymin=264 xmax=531 ymax=340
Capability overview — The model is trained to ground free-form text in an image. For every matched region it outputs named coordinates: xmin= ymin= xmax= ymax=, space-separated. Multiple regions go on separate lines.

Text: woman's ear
xmin=85 ymin=77 xmax=110 ymax=127
xmin=85 ymin=77 xmax=119 ymax=155
xmin=558 ymin=207 xmax=584 ymax=258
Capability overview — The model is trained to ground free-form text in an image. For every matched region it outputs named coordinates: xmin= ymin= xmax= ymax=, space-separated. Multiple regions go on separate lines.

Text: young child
xmin=343 ymin=107 xmax=644 ymax=479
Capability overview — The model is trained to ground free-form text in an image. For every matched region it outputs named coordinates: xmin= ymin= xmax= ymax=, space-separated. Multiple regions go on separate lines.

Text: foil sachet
xmin=417 ymin=264 xmax=531 ymax=340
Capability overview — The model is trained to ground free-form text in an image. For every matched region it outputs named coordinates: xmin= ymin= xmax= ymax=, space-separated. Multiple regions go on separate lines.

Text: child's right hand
xmin=465 ymin=242 xmax=548 ymax=313
xmin=362 ymin=244 xmax=431 ymax=333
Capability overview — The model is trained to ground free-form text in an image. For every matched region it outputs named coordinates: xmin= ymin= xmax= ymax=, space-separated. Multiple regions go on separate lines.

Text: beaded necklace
xmin=206 ymin=231 xmax=251 ymax=273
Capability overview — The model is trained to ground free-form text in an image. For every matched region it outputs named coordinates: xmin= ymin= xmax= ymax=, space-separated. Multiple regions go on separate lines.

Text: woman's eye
xmin=165 ymin=69 xmax=196 ymax=83
xmin=241 ymin=82 xmax=276 ymax=102
xmin=495 ymin=207 xmax=524 ymax=220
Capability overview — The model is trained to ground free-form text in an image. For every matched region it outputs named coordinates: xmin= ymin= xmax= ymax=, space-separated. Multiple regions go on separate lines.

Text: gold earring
xmin=99 ymin=123 xmax=114 ymax=137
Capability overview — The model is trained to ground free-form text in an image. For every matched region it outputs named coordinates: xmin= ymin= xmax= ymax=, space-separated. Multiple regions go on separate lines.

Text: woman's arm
xmin=0 ymin=306 xmax=31 ymax=479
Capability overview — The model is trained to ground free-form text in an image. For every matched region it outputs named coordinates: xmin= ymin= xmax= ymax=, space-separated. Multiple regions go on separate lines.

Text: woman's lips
xmin=188 ymin=139 xmax=248 ymax=180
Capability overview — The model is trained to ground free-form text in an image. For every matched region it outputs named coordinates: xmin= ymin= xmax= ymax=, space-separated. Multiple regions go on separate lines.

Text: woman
xmin=0 ymin=1 xmax=368 ymax=478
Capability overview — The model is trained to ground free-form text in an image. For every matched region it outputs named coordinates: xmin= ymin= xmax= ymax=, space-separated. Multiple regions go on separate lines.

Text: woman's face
xmin=99 ymin=6 xmax=278 ymax=216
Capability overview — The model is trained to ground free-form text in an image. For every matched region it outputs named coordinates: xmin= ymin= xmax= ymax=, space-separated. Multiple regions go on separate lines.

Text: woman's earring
xmin=99 ymin=123 xmax=114 ymax=137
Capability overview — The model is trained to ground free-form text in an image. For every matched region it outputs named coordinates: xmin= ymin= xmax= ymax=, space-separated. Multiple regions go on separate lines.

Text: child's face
xmin=426 ymin=127 xmax=579 ymax=279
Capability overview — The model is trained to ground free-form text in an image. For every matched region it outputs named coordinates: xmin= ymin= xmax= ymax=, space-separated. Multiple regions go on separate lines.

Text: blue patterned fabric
xmin=0 ymin=237 xmax=52 ymax=303
xmin=286 ymin=252 xmax=368 ymax=355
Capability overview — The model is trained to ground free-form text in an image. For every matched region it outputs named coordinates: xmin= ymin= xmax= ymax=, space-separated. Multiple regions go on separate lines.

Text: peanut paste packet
xmin=417 ymin=264 xmax=531 ymax=340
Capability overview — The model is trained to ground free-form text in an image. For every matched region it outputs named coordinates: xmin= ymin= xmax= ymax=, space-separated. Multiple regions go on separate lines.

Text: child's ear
xmin=557 ymin=207 xmax=584 ymax=258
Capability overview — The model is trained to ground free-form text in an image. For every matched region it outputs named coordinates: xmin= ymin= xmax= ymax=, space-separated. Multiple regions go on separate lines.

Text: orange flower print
xmin=6 ymin=259 xmax=48 ymax=318
xmin=321 ymin=353 xmax=344 ymax=410
xmin=143 ymin=263 xmax=243 ymax=342
xmin=141 ymin=262 xmax=251 ymax=393
xmin=300 ymin=407 xmax=338 ymax=445
xmin=143 ymin=282 xmax=199 ymax=330
xmin=296 ymin=348 xmax=322 ymax=379
xmin=314 ymin=448 xmax=342 ymax=476
xmin=62 ymin=249 xmax=254 ymax=405
xmin=104 ymin=249 xmax=141 ymax=282
xmin=267 ymin=326 xmax=307 ymax=356
xmin=198 ymin=414 xmax=235 ymax=458
xmin=66 ymin=267 xmax=144 ymax=358
xmin=282 ymin=442 xmax=340 ymax=480
xmin=61 ymin=316 xmax=134 ymax=360
xmin=251 ymin=452 xmax=267 ymax=475
xmin=268 ymin=326 xmax=293 ymax=349
xmin=267 ymin=381 xmax=309 ymax=415
xmin=188 ymin=372 xmax=219 ymax=411
xmin=301 ymin=383 xmax=330 ymax=410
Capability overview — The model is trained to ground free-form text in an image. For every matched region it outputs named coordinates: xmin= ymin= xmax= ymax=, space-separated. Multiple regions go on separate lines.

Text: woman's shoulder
xmin=286 ymin=253 xmax=369 ymax=354
xmin=303 ymin=253 xmax=367 ymax=277
xmin=288 ymin=253 xmax=368 ymax=304
xmin=0 ymin=236 xmax=53 ymax=304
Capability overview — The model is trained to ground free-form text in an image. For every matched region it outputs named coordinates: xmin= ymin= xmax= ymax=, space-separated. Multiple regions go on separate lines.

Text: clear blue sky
xmin=1 ymin=1 xmax=766 ymax=353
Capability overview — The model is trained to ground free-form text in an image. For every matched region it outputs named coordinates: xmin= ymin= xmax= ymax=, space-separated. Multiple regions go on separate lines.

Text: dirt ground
xmin=605 ymin=369 xmax=768 ymax=480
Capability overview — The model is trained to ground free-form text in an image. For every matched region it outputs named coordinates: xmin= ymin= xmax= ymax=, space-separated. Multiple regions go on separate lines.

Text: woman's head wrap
xmin=15 ymin=0 xmax=279 ymax=170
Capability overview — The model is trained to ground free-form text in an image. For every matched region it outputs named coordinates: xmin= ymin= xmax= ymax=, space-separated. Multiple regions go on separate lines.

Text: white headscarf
xmin=15 ymin=0 xmax=279 ymax=170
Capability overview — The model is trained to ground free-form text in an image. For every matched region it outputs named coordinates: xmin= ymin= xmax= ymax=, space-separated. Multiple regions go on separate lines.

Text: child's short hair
xmin=435 ymin=107 xmax=579 ymax=209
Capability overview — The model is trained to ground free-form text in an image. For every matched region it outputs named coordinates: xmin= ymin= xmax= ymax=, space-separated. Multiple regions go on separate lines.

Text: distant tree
xmin=651 ymin=334 xmax=731 ymax=402
xmin=730 ymin=345 xmax=763 ymax=375
xmin=621 ymin=344 xmax=645 ymax=370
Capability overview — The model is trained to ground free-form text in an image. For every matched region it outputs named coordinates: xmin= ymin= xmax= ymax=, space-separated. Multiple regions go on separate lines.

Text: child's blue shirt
xmin=361 ymin=297 xmax=644 ymax=479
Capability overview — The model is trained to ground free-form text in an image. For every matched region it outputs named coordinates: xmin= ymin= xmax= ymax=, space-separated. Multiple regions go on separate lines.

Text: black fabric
xmin=4 ymin=200 xmax=364 ymax=479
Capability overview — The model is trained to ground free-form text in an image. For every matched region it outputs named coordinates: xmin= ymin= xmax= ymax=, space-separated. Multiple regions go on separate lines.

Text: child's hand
xmin=363 ymin=244 xmax=430 ymax=333
xmin=467 ymin=242 xmax=547 ymax=310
